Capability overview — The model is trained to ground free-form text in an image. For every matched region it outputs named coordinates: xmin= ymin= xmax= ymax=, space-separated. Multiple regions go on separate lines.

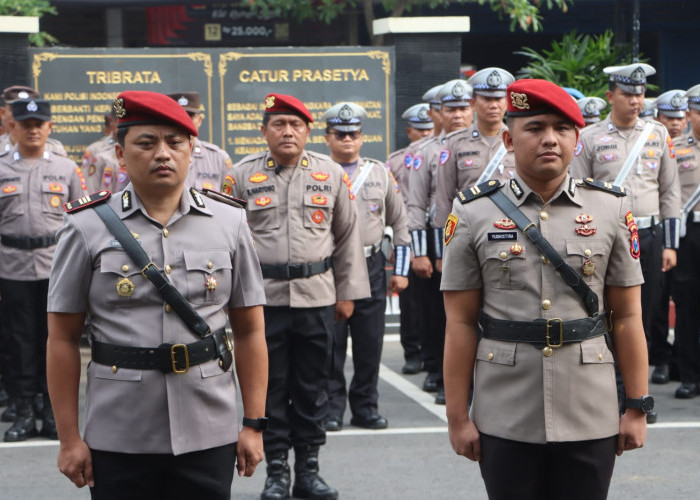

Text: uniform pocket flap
xmin=92 ymin=362 xmax=143 ymax=381
xmin=100 ymin=250 xmax=140 ymax=277
xmin=476 ymin=339 xmax=516 ymax=366
xmin=183 ymin=249 xmax=232 ymax=273
xmin=580 ymin=337 xmax=614 ymax=364
xmin=566 ymin=240 xmax=605 ymax=257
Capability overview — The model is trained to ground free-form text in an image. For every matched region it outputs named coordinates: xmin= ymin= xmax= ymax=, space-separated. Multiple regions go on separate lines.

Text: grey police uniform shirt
xmin=46 ymin=185 xmax=266 ymax=455
xmin=86 ymin=149 xmax=120 ymax=194
xmin=0 ymin=149 xmax=86 ymax=280
xmin=0 ymin=134 xmax=68 ymax=157
xmin=230 ymin=150 xmax=370 ymax=308
xmin=570 ymin=115 xmax=681 ymax=225
xmin=81 ymin=135 xmax=114 ymax=176
xmin=434 ymin=125 xmax=516 ymax=229
xmin=185 ymin=139 xmax=234 ymax=191
xmin=675 ymin=132 xmax=700 ymax=211
xmin=441 ymin=174 xmax=643 ymax=443
xmin=407 ymin=133 xmax=444 ymax=231
xmin=386 ymin=147 xmax=409 ymax=208
xmin=350 ymin=157 xmax=410 ymax=249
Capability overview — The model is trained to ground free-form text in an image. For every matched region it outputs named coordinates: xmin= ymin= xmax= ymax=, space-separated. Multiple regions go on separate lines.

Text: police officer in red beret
xmin=47 ymin=90 xmax=269 ymax=499
xmin=442 ymin=79 xmax=650 ymax=499
xmin=227 ymin=93 xmax=369 ymax=500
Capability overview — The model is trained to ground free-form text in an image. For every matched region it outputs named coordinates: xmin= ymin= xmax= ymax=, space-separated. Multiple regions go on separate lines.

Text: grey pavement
xmin=1 ymin=329 xmax=700 ymax=499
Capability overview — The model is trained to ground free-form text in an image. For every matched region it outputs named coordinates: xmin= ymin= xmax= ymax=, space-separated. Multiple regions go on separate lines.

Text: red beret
xmin=113 ymin=90 xmax=198 ymax=137
xmin=263 ymin=93 xmax=313 ymax=123
xmin=506 ymin=79 xmax=585 ymax=128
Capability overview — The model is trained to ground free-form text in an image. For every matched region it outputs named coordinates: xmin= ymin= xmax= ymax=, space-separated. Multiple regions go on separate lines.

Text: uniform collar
xmin=507 ymin=173 xmax=582 ymax=208
xmin=265 ymin=151 xmax=310 ymax=170
xmin=603 ymin=114 xmax=645 ymax=133
xmin=192 ymin=138 xmax=203 ymax=157
xmin=118 ymin=184 xmax=212 ymax=220
xmin=12 ymin=148 xmax=50 ymax=162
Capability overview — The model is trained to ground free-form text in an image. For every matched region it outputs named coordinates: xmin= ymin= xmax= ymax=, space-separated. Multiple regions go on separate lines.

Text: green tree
xmin=249 ymin=0 xmax=572 ymax=44
xmin=515 ymin=30 xmax=654 ymax=98
xmin=0 ymin=0 xmax=57 ymax=46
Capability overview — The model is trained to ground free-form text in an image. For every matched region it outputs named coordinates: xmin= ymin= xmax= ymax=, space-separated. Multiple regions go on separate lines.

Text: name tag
xmin=487 ymin=232 xmax=517 ymax=241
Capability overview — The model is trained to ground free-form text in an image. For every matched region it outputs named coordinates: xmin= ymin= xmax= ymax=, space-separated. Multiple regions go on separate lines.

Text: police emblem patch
xmin=413 ymin=155 xmax=423 ymax=170
xmin=575 ymin=225 xmax=597 ymax=236
xmin=338 ymin=104 xmax=354 ymax=122
xmin=404 ymin=153 xmax=413 ymax=168
xmin=311 ymin=195 xmax=327 ymax=205
xmin=439 ymin=150 xmax=450 ymax=165
xmin=27 ymin=101 xmax=38 ymax=112
xmin=312 ymin=209 xmax=324 ymax=224
xmin=444 ymin=214 xmax=459 ymax=245
xmin=50 ymin=195 xmax=61 ymax=208
xmin=487 ymin=70 xmax=502 ymax=88
xmin=255 ymin=196 xmax=271 ymax=206
xmin=464 ymin=159 xmax=474 ymax=167
xmin=311 ymin=172 xmax=330 ymax=181
xmin=249 ymin=172 xmax=268 ymax=183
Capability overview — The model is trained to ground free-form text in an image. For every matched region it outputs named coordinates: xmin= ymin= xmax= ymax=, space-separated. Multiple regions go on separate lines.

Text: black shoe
xmin=646 ymin=410 xmax=658 ymax=424
xmin=324 ymin=416 xmax=343 ymax=432
xmin=675 ymin=382 xmax=700 ymax=399
xmin=434 ymin=388 xmax=446 ymax=405
xmin=651 ymin=364 xmax=670 ymax=384
xmin=1 ymin=401 xmax=16 ymax=422
xmin=422 ymin=373 xmax=440 ymax=393
xmin=350 ymin=414 xmax=388 ymax=430
xmin=33 ymin=393 xmax=45 ymax=418
xmin=4 ymin=398 xmax=38 ymax=442
xmin=292 ymin=445 xmax=338 ymax=500
xmin=402 ymin=359 xmax=423 ymax=374
xmin=260 ymin=450 xmax=291 ymax=500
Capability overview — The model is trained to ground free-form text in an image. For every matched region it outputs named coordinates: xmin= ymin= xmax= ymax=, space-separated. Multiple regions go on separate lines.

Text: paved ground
xmin=1 ymin=322 xmax=700 ymax=499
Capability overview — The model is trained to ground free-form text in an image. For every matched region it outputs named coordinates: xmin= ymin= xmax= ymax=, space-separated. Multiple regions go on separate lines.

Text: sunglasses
xmin=332 ymin=131 xmax=360 ymax=140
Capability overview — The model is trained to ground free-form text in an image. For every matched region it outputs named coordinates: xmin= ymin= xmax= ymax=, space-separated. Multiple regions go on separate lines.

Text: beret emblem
xmin=265 ymin=95 xmax=276 ymax=109
xmin=510 ymin=92 xmax=530 ymax=110
xmin=113 ymin=98 xmax=126 ymax=118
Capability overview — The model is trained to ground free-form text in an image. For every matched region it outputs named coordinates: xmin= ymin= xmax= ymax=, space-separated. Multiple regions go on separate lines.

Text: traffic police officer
xmin=47 ymin=90 xmax=268 ymax=498
xmin=639 ymin=98 xmax=656 ymax=121
xmin=386 ymin=103 xmax=432 ymax=374
xmin=167 ymin=92 xmax=234 ymax=191
xmin=670 ymin=84 xmax=700 ymax=399
xmin=434 ymin=67 xmax=516 ymax=231
xmin=576 ymin=96 xmax=608 ymax=127
xmin=322 ymin=102 xmax=410 ymax=432
xmin=228 ymin=93 xmax=369 ymax=500
xmin=0 ymin=98 xmax=85 ymax=442
xmin=408 ymin=79 xmax=473 ymax=404
xmin=443 ymin=79 xmax=650 ymax=500
xmin=654 ymin=89 xmax=689 ymax=139
xmin=570 ymin=64 xmax=681 ymax=416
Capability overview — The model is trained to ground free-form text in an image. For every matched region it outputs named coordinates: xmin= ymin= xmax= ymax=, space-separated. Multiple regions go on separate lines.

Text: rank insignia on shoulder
xmin=457 ymin=180 xmax=501 ymax=204
xmin=202 ymin=188 xmax=247 ymax=209
xmin=64 ymin=191 xmax=111 ymax=213
xmin=509 ymin=178 xmax=524 ymax=199
xmin=190 ymin=187 xmax=206 ymax=208
xmin=582 ymin=178 xmax=626 ymax=196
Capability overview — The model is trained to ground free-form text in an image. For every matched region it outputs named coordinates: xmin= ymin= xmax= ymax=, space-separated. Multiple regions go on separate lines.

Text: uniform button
xmin=542 ymin=299 xmax=552 ymax=310
xmin=163 ymin=228 xmax=170 ymax=237
xmin=111 ymin=365 xmax=118 ymax=373
xmin=165 ymin=265 xmax=172 ymax=274
xmin=542 ymin=347 xmax=553 ymax=357
xmin=207 ymin=261 xmax=214 ymax=270
xmin=584 ymin=249 xmax=592 ymax=257
xmin=499 ymin=251 xmax=508 ymax=259
xmin=487 ymin=352 xmax=494 ymax=361
xmin=541 ymin=255 xmax=549 ymax=264
xmin=165 ymin=304 xmax=173 ymax=313
xmin=540 ymin=211 xmax=549 ymax=221
xmin=598 ymin=353 xmax=604 ymax=361
xmin=121 ymin=265 xmax=129 ymax=272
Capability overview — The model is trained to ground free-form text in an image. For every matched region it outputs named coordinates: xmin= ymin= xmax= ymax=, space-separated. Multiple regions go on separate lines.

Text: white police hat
xmin=422 ymin=85 xmax=443 ymax=109
xmin=467 ymin=67 xmax=515 ymax=98
xmin=437 ymin=79 xmax=473 ymax=107
xmin=603 ymin=63 xmax=655 ymax=94
xmin=685 ymin=84 xmax=700 ymax=111
xmin=401 ymin=103 xmax=433 ymax=130
xmin=576 ymin=97 xmax=607 ymax=124
xmin=321 ymin=102 xmax=367 ymax=132
xmin=639 ymin=98 xmax=656 ymax=120
xmin=654 ymin=89 xmax=688 ymax=118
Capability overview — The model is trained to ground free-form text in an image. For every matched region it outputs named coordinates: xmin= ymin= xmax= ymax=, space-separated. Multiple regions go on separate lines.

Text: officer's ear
xmin=502 ymin=129 xmax=514 ymax=152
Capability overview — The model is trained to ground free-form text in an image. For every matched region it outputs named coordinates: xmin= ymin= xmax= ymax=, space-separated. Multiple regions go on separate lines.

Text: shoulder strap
xmin=457 ymin=180 xmax=502 ymax=204
xmin=613 ymin=121 xmax=656 ymax=185
xmin=582 ymin=178 xmax=626 ymax=197
xmin=488 ymin=190 xmax=599 ymax=317
xmin=92 ymin=203 xmax=211 ymax=338
xmin=475 ymin=144 xmax=508 ymax=185
xmin=351 ymin=160 xmax=376 ymax=195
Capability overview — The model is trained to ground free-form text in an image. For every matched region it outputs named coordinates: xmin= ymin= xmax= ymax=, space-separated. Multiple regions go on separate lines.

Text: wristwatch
xmin=624 ymin=395 xmax=655 ymax=414
xmin=242 ymin=417 xmax=269 ymax=431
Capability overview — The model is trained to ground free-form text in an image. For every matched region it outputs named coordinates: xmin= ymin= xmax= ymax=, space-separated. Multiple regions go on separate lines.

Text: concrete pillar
xmin=0 ymin=16 xmax=39 ymax=92
xmin=373 ymin=17 xmax=470 ymax=152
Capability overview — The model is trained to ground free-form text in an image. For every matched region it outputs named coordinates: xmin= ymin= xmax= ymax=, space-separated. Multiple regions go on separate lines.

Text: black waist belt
xmin=1 ymin=234 xmax=57 ymax=249
xmin=91 ymin=328 xmax=229 ymax=374
xmin=481 ymin=313 xmax=609 ymax=347
xmin=261 ymin=256 xmax=332 ymax=280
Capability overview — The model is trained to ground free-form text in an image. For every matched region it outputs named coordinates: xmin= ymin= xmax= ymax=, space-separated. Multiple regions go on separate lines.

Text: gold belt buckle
xmin=546 ymin=318 xmax=564 ymax=348
xmin=141 ymin=261 xmax=160 ymax=278
xmin=171 ymin=343 xmax=189 ymax=374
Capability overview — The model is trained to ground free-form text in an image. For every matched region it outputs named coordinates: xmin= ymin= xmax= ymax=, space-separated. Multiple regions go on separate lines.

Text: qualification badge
xmin=206 ymin=275 xmax=218 ymax=291
xmin=582 ymin=260 xmax=596 ymax=276
xmin=116 ymin=277 xmax=134 ymax=297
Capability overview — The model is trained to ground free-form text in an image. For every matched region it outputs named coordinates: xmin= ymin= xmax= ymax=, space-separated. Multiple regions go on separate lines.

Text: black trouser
xmin=0 ymin=279 xmax=49 ymax=399
xmin=479 ymin=433 xmax=617 ymax=500
xmin=638 ymin=225 xmax=671 ymax=365
xmin=263 ymin=305 xmax=335 ymax=453
xmin=398 ymin=269 xmax=422 ymax=363
xmin=672 ymin=221 xmax=700 ymax=383
xmin=328 ymin=251 xmax=386 ymax=420
xmin=89 ymin=443 xmax=236 ymax=500
xmin=417 ymin=229 xmax=445 ymax=377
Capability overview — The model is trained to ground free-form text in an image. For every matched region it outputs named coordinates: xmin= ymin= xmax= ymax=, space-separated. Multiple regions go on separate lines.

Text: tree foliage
xmin=515 ymin=30 xmax=654 ymax=98
xmin=249 ymin=0 xmax=573 ymax=43
xmin=0 ymin=0 xmax=58 ymax=46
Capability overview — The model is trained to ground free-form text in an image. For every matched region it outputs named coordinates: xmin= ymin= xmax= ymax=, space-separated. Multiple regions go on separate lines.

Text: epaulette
xmin=202 ymin=188 xmax=247 ymax=209
xmin=236 ymin=150 xmax=268 ymax=167
xmin=305 ymin=150 xmax=334 ymax=162
xmin=387 ymin=148 xmax=406 ymax=160
xmin=199 ymin=140 xmax=226 ymax=153
xmin=456 ymin=179 xmax=502 ymax=204
xmin=582 ymin=178 xmax=626 ymax=197
xmin=64 ymin=190 xmax=111 ymax=213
